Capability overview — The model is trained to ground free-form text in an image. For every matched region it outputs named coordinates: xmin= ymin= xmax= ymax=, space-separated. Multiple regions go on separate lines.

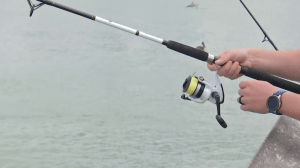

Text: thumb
xmin=214 ymin=51 xmax=235 ymax=66
xmin=214 ymin=56 xmax=231 ymax=66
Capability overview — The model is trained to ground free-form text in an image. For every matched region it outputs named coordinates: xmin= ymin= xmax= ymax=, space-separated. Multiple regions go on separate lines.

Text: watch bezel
xmin=266 ymin=95 xmax=281 ymax=112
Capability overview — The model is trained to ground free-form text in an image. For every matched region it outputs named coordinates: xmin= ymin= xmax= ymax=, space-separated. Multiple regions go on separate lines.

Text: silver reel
xmin=181 ymin=71 xmax=227 ymax=128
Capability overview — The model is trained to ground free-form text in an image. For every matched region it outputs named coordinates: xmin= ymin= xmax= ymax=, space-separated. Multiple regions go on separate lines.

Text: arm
xmin=247 ymin=49 xmax=300 ymax=81
xmin=279 ymin=92 xmax=300 ymax=121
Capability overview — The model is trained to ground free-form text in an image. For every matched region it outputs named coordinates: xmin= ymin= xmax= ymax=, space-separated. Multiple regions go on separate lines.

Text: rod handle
xmin=241 ymin=67 xmax=300 ymax=94
xmin=164 ymin=40 xmax=209 ymax=62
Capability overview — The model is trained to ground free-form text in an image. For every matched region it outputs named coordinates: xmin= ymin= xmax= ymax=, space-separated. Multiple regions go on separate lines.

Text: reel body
xmin=181 ymin=72 xmax=227 ymax=128
xmin=182 ymin=72 xmax=224 ymax=104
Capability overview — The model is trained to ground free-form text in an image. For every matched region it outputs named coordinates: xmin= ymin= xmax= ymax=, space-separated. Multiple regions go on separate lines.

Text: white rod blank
xmin=95 ymin=16 xmax=164 ymax=44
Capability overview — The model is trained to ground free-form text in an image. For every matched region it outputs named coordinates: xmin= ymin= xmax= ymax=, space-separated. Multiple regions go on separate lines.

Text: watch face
xmin=267 ymin=96 xmax=279 ymax=111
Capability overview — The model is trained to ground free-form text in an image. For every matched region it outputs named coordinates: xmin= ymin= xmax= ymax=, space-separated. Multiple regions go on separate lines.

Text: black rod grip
xmin=164 ymin=40 xmax=208 ymax=62
xmin=241 ymin=67 xmax=300 ymax=94
xmin=37 ymin=0 xmax=95 ymax=20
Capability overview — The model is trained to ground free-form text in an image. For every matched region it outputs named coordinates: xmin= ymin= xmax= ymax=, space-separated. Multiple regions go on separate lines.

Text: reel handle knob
xmin=216 ymin=115 xmax=227 ymax=128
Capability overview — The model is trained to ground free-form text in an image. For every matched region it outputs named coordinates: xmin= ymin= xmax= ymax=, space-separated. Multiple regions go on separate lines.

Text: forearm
xmin=279 ymin=92 xmax=300 ymax=121
xmin=247 ymin=49 xmax=300 ymax=81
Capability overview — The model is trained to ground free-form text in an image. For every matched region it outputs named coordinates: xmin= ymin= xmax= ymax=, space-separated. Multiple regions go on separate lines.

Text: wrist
xmin=267 ymin=90 xmax=286 ymax=115
xmin=278 ymin=92 xmax=287 ymax=115
xmin=246 ymin=48 xmax=258 ymax=68
xmin=237 ymin=48 xmax=255 ymax=69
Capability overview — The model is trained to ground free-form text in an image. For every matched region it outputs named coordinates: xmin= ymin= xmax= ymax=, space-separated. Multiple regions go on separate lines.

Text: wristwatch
xmin=266 ymin=91 xmax=286 ymax=115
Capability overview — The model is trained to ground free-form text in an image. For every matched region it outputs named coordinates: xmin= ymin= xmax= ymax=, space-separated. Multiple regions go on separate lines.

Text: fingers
xmin=240 ymin=104 xmax=250 ymax=111
xmin=238 ymin=89 xmax=247 ymax=96
xmin=207 ymin=63 xmax=218 ymax=71
xmin=238 ymin=81 xmax=248 ymax=108
xmin=207 ymin=49 xmax=248 ymax=80
xmin=237 ymin=80 xmax=274 ymax=114
xmin=231 ymin=65 xmax=242 ymax=79
xmin=217 ymin=61 xmax=232 ymax=76
xmin=208 ymin=61 xmax=243 ymax=79
xmin=237 ymin=81 xmax=255 ymax=112
xmin=237 ymin=96 xmax=244 ymax=104
xmin=226 ymin=61 xmax=239 ymax=76
xmin=214 ymin=51 xmax=234 ymax=66
xmin=224 ymin=61 xmax=241 ymax=79
xmin=237 ymin=96 xmax=250 ymax=111
xmin=239 ymin=81 xmax=248 ymax=89
xmin=238 ymin=81 xmax=252 ymax=98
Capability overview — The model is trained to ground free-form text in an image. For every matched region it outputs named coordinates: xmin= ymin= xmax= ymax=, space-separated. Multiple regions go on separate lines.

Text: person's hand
xmin=207 ymin=49 xmax=253 ymax=80
xmin=238 ymin=80 xmax=277 ymax=114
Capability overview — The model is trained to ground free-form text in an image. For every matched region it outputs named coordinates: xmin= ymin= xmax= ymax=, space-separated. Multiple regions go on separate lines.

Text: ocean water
xmin=0 ymin=0 xmax=300 ymax=167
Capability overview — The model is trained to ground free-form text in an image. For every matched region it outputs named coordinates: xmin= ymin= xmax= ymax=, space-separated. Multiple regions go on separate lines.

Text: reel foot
xmin=181 ymin=94 xmax=191 ymax=101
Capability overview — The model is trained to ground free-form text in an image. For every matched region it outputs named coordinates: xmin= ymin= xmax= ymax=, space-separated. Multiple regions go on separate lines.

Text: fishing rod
xmin=27 ymin=0 xmax=300 ymax=128
xmin=240 ymin=0 xmax=278 ymax=50
xmin=26 ymin=0 xmax=299 ymax=93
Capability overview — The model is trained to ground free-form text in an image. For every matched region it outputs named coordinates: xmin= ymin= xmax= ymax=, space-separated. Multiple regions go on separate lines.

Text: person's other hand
xmin=237 ymin=80 xmax=277 ymax=114
xmin=207 ymin=49 xmax=252 ymax=80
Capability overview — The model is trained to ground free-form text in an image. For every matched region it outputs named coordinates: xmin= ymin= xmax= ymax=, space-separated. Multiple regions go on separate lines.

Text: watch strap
xmin=273 ymin=90 xmax=286 ymax=96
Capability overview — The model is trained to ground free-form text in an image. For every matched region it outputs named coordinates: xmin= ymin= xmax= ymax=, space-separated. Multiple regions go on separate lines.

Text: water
xmin=1 ymin=0 xmax=300 ymax=167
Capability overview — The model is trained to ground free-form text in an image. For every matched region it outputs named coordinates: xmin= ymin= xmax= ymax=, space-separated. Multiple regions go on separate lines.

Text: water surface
xmin=0 ymin=0 xmax=299 ymax=167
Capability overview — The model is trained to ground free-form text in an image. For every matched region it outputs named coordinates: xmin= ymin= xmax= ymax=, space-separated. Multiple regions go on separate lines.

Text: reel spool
xmin=181 ymin=72 xmax=227 ymax=128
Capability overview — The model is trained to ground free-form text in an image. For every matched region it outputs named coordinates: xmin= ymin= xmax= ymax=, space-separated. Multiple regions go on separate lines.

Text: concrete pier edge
xmin=247 ymin=116 xmax=300 ymax=168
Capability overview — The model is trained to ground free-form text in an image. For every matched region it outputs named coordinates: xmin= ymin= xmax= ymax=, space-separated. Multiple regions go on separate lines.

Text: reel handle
xmin=212 ymin=92 xmax=227 ymax=128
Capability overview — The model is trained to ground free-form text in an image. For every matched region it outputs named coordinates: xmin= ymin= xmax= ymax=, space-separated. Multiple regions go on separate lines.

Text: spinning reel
xmin=181 ymin=72 xmax=228 ymax=128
